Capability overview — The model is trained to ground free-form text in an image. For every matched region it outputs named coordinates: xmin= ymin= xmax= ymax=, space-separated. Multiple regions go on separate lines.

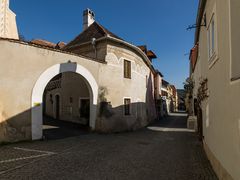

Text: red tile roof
xmin=30 ymin=39 xmax=56 ymax=48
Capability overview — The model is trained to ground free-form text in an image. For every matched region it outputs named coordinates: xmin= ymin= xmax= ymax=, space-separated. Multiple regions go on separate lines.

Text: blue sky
xmin=11 ymin=0 xmax=198 ymax=89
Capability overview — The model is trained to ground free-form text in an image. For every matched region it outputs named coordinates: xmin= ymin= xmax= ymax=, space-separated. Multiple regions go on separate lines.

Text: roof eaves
xmin=195 ymin=0 xmax=207 ymax=44
xmin=104 ymin=36 xmax=154 ymax=72
xmin=0 ymin=37 xmax=106 ymax=64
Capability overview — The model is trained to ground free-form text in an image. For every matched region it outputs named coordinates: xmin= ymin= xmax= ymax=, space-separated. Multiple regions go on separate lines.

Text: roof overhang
xmin=62 ymin=35 xmax=157 ymax=73
xmin=195 ymin=0 xmax=207 ymax=44
xmin=147 ymin=50 xmax=157 ymax=59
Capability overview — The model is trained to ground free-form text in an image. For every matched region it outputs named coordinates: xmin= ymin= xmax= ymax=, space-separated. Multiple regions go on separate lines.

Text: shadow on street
xmin=43 ymin=116 xmax=89 ymax=140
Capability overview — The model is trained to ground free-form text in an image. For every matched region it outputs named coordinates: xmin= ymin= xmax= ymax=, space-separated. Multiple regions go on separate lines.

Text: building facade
xmin=189 ymin=0 xmax=240 ymax=179
xmin=0 ymin=5 xmax=160 ymax=142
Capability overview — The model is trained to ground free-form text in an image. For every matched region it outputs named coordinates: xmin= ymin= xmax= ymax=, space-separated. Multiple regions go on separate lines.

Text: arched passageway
xmin=42 ymin=72 xmax=92 ymax=139
xmin=31 ymin=63 xmax=98 ymax=140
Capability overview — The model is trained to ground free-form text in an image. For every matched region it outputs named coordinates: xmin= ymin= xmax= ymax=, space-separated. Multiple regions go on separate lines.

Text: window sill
xmin=231 ymin=76 xmax=240 ymax=82
xmin=208 ymin=53 xmax=219 ymax=69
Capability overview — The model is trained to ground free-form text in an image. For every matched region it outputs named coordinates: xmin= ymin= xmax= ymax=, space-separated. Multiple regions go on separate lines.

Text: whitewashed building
xmin=0 ymin=3 xmax=160 ymax=142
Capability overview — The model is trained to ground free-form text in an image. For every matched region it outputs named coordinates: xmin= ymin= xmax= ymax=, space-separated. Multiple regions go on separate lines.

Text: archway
xmin=31 ymin=63 xmax=98 ymax=140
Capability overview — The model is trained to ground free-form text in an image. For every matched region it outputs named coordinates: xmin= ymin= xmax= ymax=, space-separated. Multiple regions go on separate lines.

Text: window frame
xmin=124 ymin=59 xmax=131 ymax=79
xmin=207 ymin=14 xmax=215 ymax=59
xmin=207 ymin=4 xmax=219 ymax=68
xmin=123 ymin=98 xmax=131 ymax=116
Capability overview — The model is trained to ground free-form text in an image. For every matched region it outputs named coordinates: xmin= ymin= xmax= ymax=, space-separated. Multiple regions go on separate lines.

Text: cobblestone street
xmin=0 ymin=113 xmax=217 ymax=180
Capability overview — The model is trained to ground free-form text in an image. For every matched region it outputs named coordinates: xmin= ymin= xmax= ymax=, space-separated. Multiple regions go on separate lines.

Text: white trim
xmin=207 ymin=3 xmax=219 ymax=68
xmin=31 ymin=63 xmax=98 ymax=140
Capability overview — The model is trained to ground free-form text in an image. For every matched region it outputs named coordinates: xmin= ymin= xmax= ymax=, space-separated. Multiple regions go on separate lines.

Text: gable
xmin=64 ymin=22 xmax=122 ymax=50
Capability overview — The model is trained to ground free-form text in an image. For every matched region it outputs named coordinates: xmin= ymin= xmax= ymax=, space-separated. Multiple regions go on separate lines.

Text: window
xmin=124 ymin=98 xmax=131 ymax=115
xmin=208 ymin=14 xmax=216 ymax=60
xmin=124 ymin=60 xmax=131 ymax=79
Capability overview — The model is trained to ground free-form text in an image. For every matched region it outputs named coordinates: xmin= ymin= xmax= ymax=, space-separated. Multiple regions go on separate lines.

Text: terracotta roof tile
xmin=30 ymin=39 xmax=56 ymax=48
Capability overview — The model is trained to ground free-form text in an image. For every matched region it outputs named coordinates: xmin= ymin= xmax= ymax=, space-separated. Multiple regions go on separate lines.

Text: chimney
xmin=83 ymin=8 xmax=95 ymax=31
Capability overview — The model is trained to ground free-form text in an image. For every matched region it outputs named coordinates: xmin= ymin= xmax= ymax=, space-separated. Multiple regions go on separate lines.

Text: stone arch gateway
xmin=31 ymin=63 xmax=98 ymax=140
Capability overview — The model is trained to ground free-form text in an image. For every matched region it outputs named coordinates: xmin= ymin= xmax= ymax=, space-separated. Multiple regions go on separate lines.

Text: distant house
xmin=170 ymin=85 xmax=178 ymax=112
xmin=161 ymin=80 xmax=170 ymax=115
xmin=177 ymin=89 xmax=186 ymax=111
xmin=189 ymin=0 xmax=240 ymax=179
xmin=137 ymin=45 xmax=163 ymax=119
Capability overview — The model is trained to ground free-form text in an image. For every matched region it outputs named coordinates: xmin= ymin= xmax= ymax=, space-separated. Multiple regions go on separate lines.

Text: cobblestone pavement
xmin=0 ymin=113 xmax=218 ymax=180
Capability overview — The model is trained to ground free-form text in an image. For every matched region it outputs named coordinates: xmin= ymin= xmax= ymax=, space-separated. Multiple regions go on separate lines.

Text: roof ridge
xmin=64 ymin=22 xmax=97 ymax=49
xmin=94 ymin=22 xmax=108 ymax=36
xmin=64 ymin=21 xmax=123 ymax=50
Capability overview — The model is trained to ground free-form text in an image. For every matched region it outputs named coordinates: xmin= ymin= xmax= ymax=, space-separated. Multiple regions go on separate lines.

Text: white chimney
xmin=83 ymin=8 xmax=95 ymax=31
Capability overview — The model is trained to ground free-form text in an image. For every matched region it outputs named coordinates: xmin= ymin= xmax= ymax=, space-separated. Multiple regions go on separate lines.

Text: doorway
xmin=79 ymin=98 xmax=90 ymax=126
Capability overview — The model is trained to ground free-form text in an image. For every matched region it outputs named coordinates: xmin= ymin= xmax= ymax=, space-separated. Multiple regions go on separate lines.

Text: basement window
xmin=124 ymin=60 xmax=131 ymax=79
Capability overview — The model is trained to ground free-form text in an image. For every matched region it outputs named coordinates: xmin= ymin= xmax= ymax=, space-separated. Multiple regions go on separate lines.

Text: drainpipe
xmin=91 ymin=38 xmax=97 ymax=59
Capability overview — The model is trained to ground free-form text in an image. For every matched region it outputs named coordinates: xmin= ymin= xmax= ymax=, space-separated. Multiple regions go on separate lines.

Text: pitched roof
xmin=137 ymin=45 xmax=157 ymax=59
xmin=147 ymin=50 xmax=157 ymax=59
xmin=138 ymin=45 xmax=147 ymax=54
xmin=64 ymin=22 xmax=123 ymax=50
xmin=162 ymin=79 xmax=170 ymax=86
